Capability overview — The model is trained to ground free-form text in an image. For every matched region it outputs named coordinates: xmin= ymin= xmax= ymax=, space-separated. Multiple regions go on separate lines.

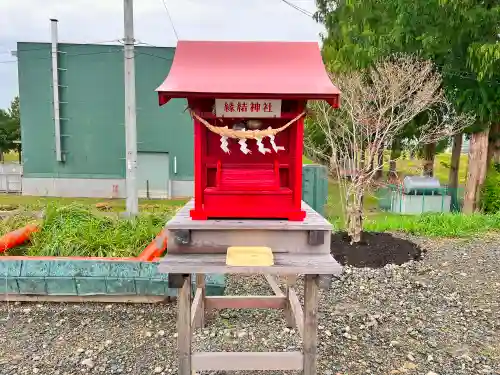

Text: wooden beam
xmin=288 ymin=287 xmax=304 ymax=338
xmin=191 ymin=352 xmax=304 ymax=371
xmin=205 ymin=296 xmax=286 ymax=310
xmin=195 ymin=274 xmax=206 ymax=328
xmin=284 ymin=275 xmax=298 ymax=327
xmin=0 ymin=294 xmax=169 ymax=304
xmin=158 ymin=253 xmax=342 ymax=275
xmin=264 ymin=274 xmax=284 ymax=296
xmin=286 ymin=274 xmax=298 ymax=286
xmin=190 ymin=288 xmax=203 ymax=328
xmin=177 ymin=276 xmax=191 ymax=375
xmin=303 ymin=274 xmax=319 ymax=375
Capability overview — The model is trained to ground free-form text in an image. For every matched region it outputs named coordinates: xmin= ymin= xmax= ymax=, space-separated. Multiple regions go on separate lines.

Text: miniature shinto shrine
xmin=156 ymin=40 xmax=342 ymax=375
xmin=157 ymin=40 xmax=340 ymax=221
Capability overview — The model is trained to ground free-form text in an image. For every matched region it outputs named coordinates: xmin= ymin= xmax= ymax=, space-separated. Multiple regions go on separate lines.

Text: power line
xmin=0 ymin=49 xmax=124 ymax=64
xmin=0 ymin=46 xmax=176 ymax=64
xmin=135 ymin=51 xmax=173 ymax=61
xmin=0 ymin=40 xmax=123 ymax=59
xmin=280 ymin=0 xmax=314 ymax=17
xmin=160 ymin=0 xmax=179 ymax=41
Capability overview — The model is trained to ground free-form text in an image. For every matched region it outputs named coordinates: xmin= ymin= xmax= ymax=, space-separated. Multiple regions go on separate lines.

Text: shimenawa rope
xmin=190 ymin=110 xmax=306 ymax=140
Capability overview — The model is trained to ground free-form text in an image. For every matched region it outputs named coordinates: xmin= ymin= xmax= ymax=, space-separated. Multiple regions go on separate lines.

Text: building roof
xmin=156 ymin=40 xmax=340 ymax=107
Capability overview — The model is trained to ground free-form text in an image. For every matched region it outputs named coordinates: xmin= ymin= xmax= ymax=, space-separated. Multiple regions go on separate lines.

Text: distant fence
xmin=0 ymin=163 xmax=22 ymax=193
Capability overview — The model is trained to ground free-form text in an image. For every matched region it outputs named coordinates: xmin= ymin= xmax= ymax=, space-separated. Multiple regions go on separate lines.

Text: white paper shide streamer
xmin=256 ymin=137 xmax=271 ymax=154
xmin=267 ymin=127 xmax=285 ymax=152
xmin=220 ymin=127 xmax=230 ymax=154
xmin=238 ymin=130 xmax=251 ymax=154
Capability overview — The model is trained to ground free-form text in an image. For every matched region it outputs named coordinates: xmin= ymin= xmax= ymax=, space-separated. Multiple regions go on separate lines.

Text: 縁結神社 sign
xmin=215 ymin=99 xmax=281 ymax=118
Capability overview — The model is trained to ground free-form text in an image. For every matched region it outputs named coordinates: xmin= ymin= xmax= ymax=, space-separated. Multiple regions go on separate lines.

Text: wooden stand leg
xmin=284 ymin=285 xmax=294 ymax=328
xmin=195 ymin=274 xmax=206 ymax=329
xmin=284 ymin=275 xmax=298 ymax=328
xmin=178 ymin=275 xmax=192 ymax=375
xmin=303 ymin=274 xmax=319 ymax=375
xmin=264 ymin=274 xmax=295 ymax=328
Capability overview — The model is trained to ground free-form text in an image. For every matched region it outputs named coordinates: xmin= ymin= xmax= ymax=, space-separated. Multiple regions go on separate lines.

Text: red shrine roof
xmin=156 ymin=40 xmax=340 ymax=107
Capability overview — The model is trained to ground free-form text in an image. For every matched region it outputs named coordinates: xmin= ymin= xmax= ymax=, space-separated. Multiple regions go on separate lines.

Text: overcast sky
xmin=0 ymin=0 xmax=323 ymax=109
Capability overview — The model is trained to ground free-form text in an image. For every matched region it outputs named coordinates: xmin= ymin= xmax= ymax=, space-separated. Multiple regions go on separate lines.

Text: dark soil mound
xmin=331 ymin=231 xmax=425 ymax=268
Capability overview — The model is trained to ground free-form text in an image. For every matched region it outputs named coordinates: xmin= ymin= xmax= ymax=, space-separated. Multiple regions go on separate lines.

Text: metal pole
xmin=50 ymin=18 xmax=62 ymax=162
xmin=123 ymin=0 xmax=138 ymax=215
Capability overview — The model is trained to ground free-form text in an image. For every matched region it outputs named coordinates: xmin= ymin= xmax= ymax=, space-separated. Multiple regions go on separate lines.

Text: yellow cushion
xmin=226 ymin=246 xmax=274 ymax=266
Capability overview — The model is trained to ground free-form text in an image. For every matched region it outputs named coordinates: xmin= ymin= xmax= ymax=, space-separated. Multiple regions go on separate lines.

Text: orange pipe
xmin=137 ymin=228 xmax=168 ymax=261
xmin=0 ymin=223 xmax=39 ymax=253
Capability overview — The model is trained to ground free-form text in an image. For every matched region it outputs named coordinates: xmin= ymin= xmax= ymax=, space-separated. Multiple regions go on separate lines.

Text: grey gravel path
xmin=1 ymin=235 xmax=499 ymax=375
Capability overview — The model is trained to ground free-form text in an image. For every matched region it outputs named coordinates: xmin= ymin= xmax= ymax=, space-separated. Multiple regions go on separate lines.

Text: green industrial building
xmin=17 ymin=42 xmax=194 ymax=198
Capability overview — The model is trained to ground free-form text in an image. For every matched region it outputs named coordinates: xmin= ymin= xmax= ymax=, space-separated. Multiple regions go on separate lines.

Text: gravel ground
xmin=1 ymin=234 xmax=499 ymax=375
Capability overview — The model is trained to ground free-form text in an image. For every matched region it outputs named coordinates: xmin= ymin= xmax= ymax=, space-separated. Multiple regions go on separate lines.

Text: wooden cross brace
xmin=176 ymin=273 xmax=320 ymax=375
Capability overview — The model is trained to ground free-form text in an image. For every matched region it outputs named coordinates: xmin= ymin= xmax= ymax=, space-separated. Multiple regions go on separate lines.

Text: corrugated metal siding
xmin=17 ymin=43 xmax=193 ymax=180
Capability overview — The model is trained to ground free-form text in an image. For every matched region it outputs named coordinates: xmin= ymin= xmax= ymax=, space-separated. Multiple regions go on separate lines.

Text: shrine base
xmin=190 ymin=208 xmax=306 ymax=221
xmin=191 ymin=189 xmax=306 ymax=221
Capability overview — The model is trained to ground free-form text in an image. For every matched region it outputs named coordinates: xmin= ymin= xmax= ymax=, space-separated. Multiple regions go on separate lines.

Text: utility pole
xmin=123 ymin=0 xmax=138 ymax=215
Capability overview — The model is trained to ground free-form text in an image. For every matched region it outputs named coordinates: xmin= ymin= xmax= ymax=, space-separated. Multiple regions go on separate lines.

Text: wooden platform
xmin=159 ymin=200 xmax=342 ymax=375
xmin=158 ymin=253 xmax=341 ymax=275
xmin=165 ymin=199 xmax=333 ymax=254
xmin=167 ymin=199 xmax=332 ymax=230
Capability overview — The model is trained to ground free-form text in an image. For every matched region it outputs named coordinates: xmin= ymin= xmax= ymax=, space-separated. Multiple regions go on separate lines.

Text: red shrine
xmin=156 ymin=41 xmax=340 ymax=221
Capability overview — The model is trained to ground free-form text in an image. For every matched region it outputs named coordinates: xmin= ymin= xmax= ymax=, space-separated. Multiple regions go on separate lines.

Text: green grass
xmin=383 ymin=152 xmax=468 ymax=185
xmin=0 ymin=196 xmax=185 ymax=257
xmin=324 ymin=181 xmax=380 ymax=225
xmin=0 ymin=195 xmax=187 ymax=213
xmin=1 ymin=203 xmax=172 ymax=257
xmin=0 ymin=209 xmax=36 ymax=236
xmin=302 ymin=155 xmax=314 ymax=164
xmin=364 ymin=212 xmax=500 ymax=237
xmin=3 ymin=151 xmax=20 ymax=163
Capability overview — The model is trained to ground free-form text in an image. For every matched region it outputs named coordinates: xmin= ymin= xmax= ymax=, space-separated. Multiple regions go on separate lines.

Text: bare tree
xmin=305 ymin=54 xmax=474 ymax=243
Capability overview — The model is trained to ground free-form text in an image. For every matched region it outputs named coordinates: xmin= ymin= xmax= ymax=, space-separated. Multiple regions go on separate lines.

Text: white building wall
xmin=22 ymin=178 xmax=193 ymax=199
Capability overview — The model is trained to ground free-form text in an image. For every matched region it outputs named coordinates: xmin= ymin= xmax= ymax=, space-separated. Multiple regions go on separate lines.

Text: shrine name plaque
xmin=215 ymin=99 xmax=282 ymax=118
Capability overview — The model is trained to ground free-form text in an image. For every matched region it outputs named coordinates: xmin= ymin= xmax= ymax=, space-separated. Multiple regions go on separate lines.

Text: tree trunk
xmin=487 ymin=124 xmax=500 ymax=167
xmin=346 ymin=186 xmax=364 ymax=243
xmin=422 ymin=142 xmax=436 ymax=177
xmin=374 ymin=149 xmax=384 ymax=180
xmin=388 ymin=139 xmax=401 ymax=181
xmin=494 ymin=127 xmax=500 ymax=165
xmin=448 ymin=133 xmax=463 ymax=189
xmin=448 ymin=134 xmax=463 ymax=212
xmin=463 ymin=128 xmax=489 ymax=214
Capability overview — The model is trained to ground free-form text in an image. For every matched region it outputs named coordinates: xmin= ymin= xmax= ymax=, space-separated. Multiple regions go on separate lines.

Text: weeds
xmin=365 ymin=212 xmax=500 ymax=237
xmin=2 ymin=203 xmax=174 ymax=257
xmin=0 ymin=209 xmax=37 ymax=236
